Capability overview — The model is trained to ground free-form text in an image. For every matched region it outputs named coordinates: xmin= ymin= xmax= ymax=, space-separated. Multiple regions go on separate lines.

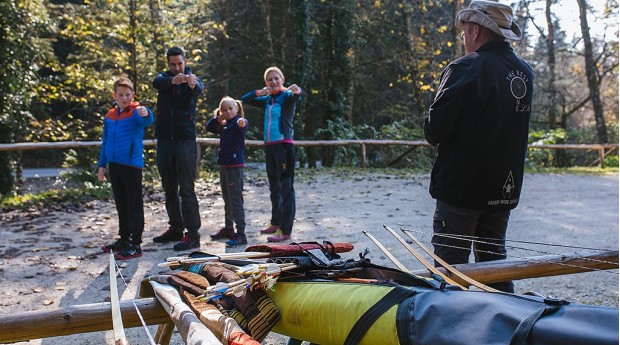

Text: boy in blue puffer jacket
xmin=98 ymin=77 xmax=154 ymax=260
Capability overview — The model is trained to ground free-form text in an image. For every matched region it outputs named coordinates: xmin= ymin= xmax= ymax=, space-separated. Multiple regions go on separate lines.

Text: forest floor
xmin=1 ymin=168 xmax=618 ymax=344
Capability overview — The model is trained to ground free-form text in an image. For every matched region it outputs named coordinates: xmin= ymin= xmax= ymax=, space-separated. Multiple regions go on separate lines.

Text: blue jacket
xmin=241 ymin=88 xmax=301 ymax=144
xmin=206 ymin=115 xmax=248 ymax=167
xmin=98 ymin=102 xmax=154 ymax=169
xmin=152 ymin=67 xmax=204 ymax=140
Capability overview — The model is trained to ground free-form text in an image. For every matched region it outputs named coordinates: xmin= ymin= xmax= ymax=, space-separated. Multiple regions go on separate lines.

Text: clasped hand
xmin=171 ymin=73 xmax=197 ymax=89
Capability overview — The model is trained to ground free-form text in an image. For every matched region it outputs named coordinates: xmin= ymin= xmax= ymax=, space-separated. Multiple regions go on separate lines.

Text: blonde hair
xmin=263 ymin=66 xmax=285 ymax=83
xmin=214 ymin=96 xmax=244 ymax=118
xmin=114 ymin=77 xmax=134 ymax=92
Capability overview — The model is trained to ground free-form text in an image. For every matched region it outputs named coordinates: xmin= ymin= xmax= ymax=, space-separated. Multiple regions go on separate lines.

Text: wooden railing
xmin=0 ymin=139 xmax=617 ymax=168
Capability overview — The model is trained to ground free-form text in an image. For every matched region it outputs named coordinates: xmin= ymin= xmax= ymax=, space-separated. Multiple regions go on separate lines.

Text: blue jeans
xmin=432 ymin=200 xmax=514 ymax=292
xmin=156 ymin=139 xmax=201 ymax=238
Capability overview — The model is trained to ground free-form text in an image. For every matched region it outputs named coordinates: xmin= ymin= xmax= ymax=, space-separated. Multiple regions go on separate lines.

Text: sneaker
xmin=260 ymin=224 xmax=280 ymax=234
xmin=153 ymin=229 xmax=184 ymax=243
xmin=114 ymin=244 xmax=142 ymax=260
xmin=267 ymin=230 xmax=291 ymax=243
xmin=210 ymin=227 xmax=236 ymax=240
xmin=173 ymin=235 xmax=201 ymax=251
xmin=225 ymin=233 xmax=248 ymax=247
xmin=102 ymin=239 xmax=130 ymax=253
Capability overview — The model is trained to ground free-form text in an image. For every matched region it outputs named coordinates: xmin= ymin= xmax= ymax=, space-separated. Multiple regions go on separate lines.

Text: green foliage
xmin=0 ymin=0 xmax=56 ymax=195
xmin=0 ymin=153 xmax=14 ymax=196
xmin=527 ymin=128 xmax=567 ymax=167
xmin=315 ymin=118 xmax=360 ymax=167
xmin=604 ymin=155 xmax=618 ymax=168
xmin=0 ymin=180 xmax=112 ymax=211
xmin=311 ymin=116 xmax=434 ymax=170
xmin=0 ymin=0 xmax=616 ymax=183
xmin=61 ymin=148 xmax=100 ymax=180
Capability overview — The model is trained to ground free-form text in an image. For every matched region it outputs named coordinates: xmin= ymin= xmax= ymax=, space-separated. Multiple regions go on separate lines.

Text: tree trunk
xmin=577 ymin=0 xmax=608 ymax=144
xmin=454 ymin=0 xmax=465 ymax=57
xmin=279 ymin=1 xmax=288 ymax=65
xmin=221 ymin=0 xmax=231 ymax=96
xmin=261 ymin=0 xmax=275 ymax=66
xmin=129 ymin=0 xmax=138 ymax=87
xmin=149 ymin=0 xmax=165 ymax=72
xmin=545 ymin=0 xmax=557 ymax=129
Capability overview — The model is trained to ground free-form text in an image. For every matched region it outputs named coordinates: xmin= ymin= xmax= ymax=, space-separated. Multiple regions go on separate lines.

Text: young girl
xmin=207 ymin=97 xmax=249 ymax=247
xmin=240 ymin=67 xmax=302 ymax=242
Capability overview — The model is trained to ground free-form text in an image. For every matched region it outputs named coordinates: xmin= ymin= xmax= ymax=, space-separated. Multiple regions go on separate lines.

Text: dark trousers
xmin=108 ymin=163 xmax=144 ymax=245
xmin=264 ymin=143 xmax=295 ymax=234
xmin=432 ymin=200 xmax=514 ymax=292
xmin=156 ymin=139 xmax=201 ymax=238
xmin=220 ymin=166 xmax=246 ymax=233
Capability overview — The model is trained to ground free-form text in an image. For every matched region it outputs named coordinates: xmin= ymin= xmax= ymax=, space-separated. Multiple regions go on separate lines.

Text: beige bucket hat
xmin=455 ymin=0 xmax=522 ymax=41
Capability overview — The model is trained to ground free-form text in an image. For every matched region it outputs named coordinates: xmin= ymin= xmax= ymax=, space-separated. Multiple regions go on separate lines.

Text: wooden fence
xmin=0 ymin=139 xmax=617 ymax=168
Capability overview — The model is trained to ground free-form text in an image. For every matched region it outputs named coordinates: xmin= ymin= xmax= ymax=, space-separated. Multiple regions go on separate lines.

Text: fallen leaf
xmin=33 ymin=287 xmax=45 ymax=293
xmin=42 ymin=300 xmax=54 ymax=306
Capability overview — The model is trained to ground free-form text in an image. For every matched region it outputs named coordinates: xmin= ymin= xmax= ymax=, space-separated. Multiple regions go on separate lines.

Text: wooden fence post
xmin=360 ymin=143 xmax=367 ymax=169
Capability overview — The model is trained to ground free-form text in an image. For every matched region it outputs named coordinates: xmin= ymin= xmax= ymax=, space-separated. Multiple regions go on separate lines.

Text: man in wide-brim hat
xmin=423 ymin=0 xmax=534 ymax=293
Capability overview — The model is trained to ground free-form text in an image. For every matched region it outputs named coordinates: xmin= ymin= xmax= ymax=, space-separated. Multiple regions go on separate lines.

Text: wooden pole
xmin=0 ymin=250 xmax=616 ymax=343
xmin=154 ymin=322 xmax=175 ymax=345
xmin=360 ymin=143 xmax=367 ymax=169
xmin=0 ymin=298 xmax=169 ymax=343
xmin=599 ymin=147 xmax=606 ymax=168
xmin=408 ymin=250 xmax=618 ymax=286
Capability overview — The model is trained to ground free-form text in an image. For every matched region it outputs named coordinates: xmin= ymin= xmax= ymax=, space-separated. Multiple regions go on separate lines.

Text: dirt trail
xmin=0 ymin=169 xmax=617 ymax=344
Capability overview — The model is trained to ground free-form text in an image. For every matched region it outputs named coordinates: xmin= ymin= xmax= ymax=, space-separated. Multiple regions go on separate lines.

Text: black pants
xmin=220 ymin=166 xmax=246 ymax=233
xmin=432 ymin=200 xmax=514 ymax=292
xmin=156 ymin=138 xmax=201 ymax=238
xmin=108 ymin=163 xmax=144 ymax=245
xmin=264 ymin=143 xmax=295 ymax=235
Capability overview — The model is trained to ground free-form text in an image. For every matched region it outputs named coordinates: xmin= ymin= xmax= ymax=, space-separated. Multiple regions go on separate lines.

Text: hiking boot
xmin=173 ymin=235 xmax=201 ymax=251
xmin=114 ymin=244 xmax=142 ymax=260
xmin=153 ymin=229 xmax=184 ymax=243
xmin=225 ymin=233 xmax=248 ymax=247
xmin=267 ymin=230 xmax=291 ymax=243
xmin=260 ymin=224 xmax=280 ymax=234
xmin=102 ymin=239 xmax=130 ymax=253
xmin=210 ymin=227 xmax=236 ymax=240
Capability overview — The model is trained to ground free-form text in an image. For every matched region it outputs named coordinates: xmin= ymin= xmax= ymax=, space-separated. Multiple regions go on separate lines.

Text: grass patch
xmin=1 ymin=181 xmax=113 ymax=211
xmin=525 ymin=166 xmax=619 ymax=175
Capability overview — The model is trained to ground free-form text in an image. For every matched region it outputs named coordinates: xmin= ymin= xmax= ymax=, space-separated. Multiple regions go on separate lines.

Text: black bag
xmin=394 ymin=287 xmax=619 ymax=345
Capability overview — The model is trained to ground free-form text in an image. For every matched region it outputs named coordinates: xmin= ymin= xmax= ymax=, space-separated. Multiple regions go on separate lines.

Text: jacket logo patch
xmin=507 ymin=69 xmax=530 ymax=112
xmin=502 ymin=171 xmax=515 ymax=199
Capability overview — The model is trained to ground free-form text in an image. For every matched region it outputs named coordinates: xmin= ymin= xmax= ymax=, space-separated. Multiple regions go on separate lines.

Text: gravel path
xmin=1 ymin=169 xmax=617 ymax=344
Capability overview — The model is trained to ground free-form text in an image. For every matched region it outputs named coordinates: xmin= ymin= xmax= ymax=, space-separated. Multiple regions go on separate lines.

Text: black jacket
xmin=424 ymin=41 xmax=534 ymax=210
xmin=152 ymin=67 xmax=204 ymax=140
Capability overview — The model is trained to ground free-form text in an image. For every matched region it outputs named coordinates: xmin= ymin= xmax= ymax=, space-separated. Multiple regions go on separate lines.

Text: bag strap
xmin=344 ymin=286 xmax=416 ymax=345
xmin=509 ymin=304 xmax=562 ymax=345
